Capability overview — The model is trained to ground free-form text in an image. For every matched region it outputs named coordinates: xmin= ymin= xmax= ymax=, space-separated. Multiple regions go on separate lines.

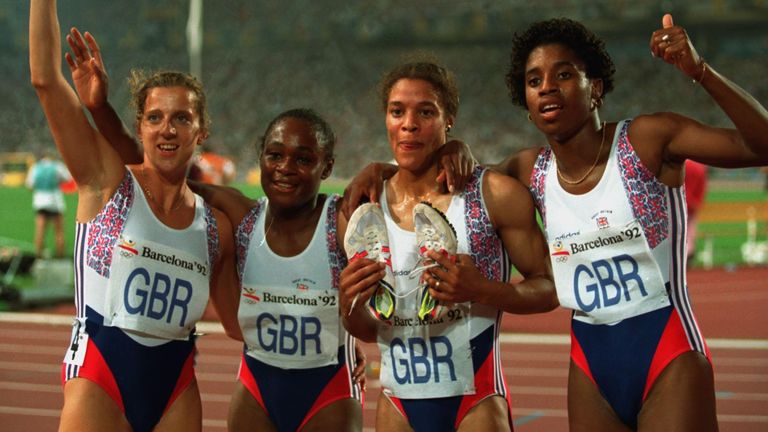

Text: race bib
xmin=63 ymin=319 xmax=88 ymax=367
xmin=239 ymin=283 xmax=340 ymax=369
xmin=379 ymin=303 xmax=474 ymax=398
xmin=103 ymin=236 xmax=210 ymax=340
xmin=550 ymin=219 xmax=670 ymax=324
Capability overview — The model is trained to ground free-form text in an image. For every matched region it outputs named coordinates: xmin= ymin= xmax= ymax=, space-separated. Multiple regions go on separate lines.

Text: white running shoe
xmin=413 ymin=202 xmax=457 ymax=320
xmin=344 ymin=203 xmax=396 ymax=321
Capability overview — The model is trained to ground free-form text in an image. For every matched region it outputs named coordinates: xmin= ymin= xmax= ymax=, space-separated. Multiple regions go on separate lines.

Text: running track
xmin=0 ymin=267 xmax=766 ymax=431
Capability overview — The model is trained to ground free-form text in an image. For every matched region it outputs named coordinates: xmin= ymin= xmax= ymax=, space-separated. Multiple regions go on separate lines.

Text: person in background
xmin=684 ymin=160 xmax=708 ymax=261
xmin=26 ymin=150 xmax=72 ymax=258
xmin=189 ymin=143 xmax=237 ymax=185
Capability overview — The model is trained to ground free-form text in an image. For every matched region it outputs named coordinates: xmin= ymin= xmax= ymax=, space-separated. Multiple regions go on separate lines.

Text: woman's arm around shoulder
xmin=189 ymin=181 xmax=256 ymax=229
xmin=208 ymin=207 xmax=243 ymax=341
xmin=488 ymin=146 xmax=543 ymax=188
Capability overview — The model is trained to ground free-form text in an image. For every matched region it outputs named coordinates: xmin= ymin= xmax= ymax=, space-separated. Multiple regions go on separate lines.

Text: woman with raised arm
xmin=339 ymin=60 xmax=557 ymax=432
xmin=30 ymin=1 xmax=239 ymax=431
xmin=343 ymin=14 xmax=768 ymax=431
xmin=495 ymin=15 xmax=768 ymax=431
xmin=64 ymin=27 xmax=367 ymax=432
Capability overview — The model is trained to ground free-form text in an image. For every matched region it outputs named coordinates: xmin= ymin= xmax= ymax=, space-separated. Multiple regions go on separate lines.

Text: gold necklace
xmin=556 ymin=122 xmax=607 ymax=186
xmin=141 ymin=166 xmax=187 ymax=212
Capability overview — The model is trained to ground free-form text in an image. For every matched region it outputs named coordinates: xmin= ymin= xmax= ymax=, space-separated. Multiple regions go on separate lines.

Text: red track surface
xmin=1 ymin=267 xmax=766 ymax=431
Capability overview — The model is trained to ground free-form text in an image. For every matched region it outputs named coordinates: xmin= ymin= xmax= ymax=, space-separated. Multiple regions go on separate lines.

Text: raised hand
xmin=64 ymin=28 xmax=109 ymax=111
xmin=650 ymin=14 xmax=705 ymax=82
xmin=341 ymin=163 xmax=385 ymax=219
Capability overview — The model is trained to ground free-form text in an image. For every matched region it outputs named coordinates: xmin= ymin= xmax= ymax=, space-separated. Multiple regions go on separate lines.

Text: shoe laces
xmin=396 ymin=250 xmax=445 ymax=298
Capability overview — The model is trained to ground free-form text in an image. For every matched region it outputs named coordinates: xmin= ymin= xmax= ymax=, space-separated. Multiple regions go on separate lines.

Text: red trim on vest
xmin=642 ymin=309 xmax=710 ymax=400
xmin=297 ymin=364 xmax=357 ymax=430
xmin=570 ymin=328 xmax=596 ymax=385
xmin=64 ymin=338 xmax=125 ymax=412
xmin=238 ymin=354 xmax=265 ymax=408
xmin=455 ymin=350 xmax=497 ymax=428
xmin=389 ymin=394 xmax=407 ymax=418
xmin=164 ymin=350 xmax=196 ymax=413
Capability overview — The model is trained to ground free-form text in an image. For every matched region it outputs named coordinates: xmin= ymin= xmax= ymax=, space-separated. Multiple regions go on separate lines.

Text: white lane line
xmin=0 ymin=382 xmax=59 ymax=392
xmin=0 ymin=406 xmax=60 ymax=417
xmin=717 ymin=414 xmax=768 ymax=423
xmin=0 ymin=343 xmax=62 ymax=355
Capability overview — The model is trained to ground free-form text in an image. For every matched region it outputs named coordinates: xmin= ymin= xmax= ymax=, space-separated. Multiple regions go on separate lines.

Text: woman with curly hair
xmin=347 ymin=13 xmax=768 ymax=431
xmin=498 ymin=14 xmax=768 ymax=431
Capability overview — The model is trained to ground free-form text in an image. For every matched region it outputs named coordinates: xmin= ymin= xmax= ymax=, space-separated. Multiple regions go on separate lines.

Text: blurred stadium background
xmin=1 ymin=0 xmax=767 ymax=284
xmin=2 ymin=0 xmax=766 ymax=176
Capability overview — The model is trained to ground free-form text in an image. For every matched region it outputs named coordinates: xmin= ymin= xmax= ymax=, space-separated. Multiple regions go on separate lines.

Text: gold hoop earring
xmin=527 ymin=113 xmax=532 ymax=122
xmin=445 ymin=124 xmax=452 ymax=133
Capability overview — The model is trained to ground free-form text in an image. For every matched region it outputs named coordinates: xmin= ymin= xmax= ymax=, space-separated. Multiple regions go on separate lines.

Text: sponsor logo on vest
xmin=551 ymin=240 xmax=571 ymax=262
xmin=242 ymin=287 xmax=261 ymax=304
xmin=569 ymin=234 xmax=624 ymax=255
xmin=555 ymin=230 xmax=580 ymax=241
xmin=263 ymin=292 xmax=319 ymax=306
xmin=118 ymin=237 xmax=139 ymax=258
xmin=141 ymin=246 xmax=196 ymax=271
xmin=596 ymin=216 xmax=610 ymax=229
xmin=292 ymin=277 xmax=316 ymax=290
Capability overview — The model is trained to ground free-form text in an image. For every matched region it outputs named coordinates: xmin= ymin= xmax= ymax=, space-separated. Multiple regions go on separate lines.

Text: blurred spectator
xmin=188 ymin=144 xmax=236 ymax=185
xmin=26 ymin=151 xmax=72 ymax=258
xmin=685 ymin=160 xmax=708 ymax=261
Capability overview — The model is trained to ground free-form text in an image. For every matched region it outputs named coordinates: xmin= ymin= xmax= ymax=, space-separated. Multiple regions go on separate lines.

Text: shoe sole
xmin=344 ymin=203 xmax=396 ymax=321
xmin=414 ymin=202 xmax=457 ymax=320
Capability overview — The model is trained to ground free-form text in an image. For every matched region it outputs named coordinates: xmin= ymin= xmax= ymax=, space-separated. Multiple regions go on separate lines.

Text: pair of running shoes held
xmin=344 ymin=202 xmax=457 ymax=322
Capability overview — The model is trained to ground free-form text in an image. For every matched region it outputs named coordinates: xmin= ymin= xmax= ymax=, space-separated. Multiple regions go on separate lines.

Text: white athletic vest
xmin=543 ymin=122 xmax=670 ymax=324
xmin=97 ymin=171 xmax=213 ymax=340
xmin=377 ymin=185 xmax=494 ymax=399
xmin=238 ymin=197 xmax=346 ymax=369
